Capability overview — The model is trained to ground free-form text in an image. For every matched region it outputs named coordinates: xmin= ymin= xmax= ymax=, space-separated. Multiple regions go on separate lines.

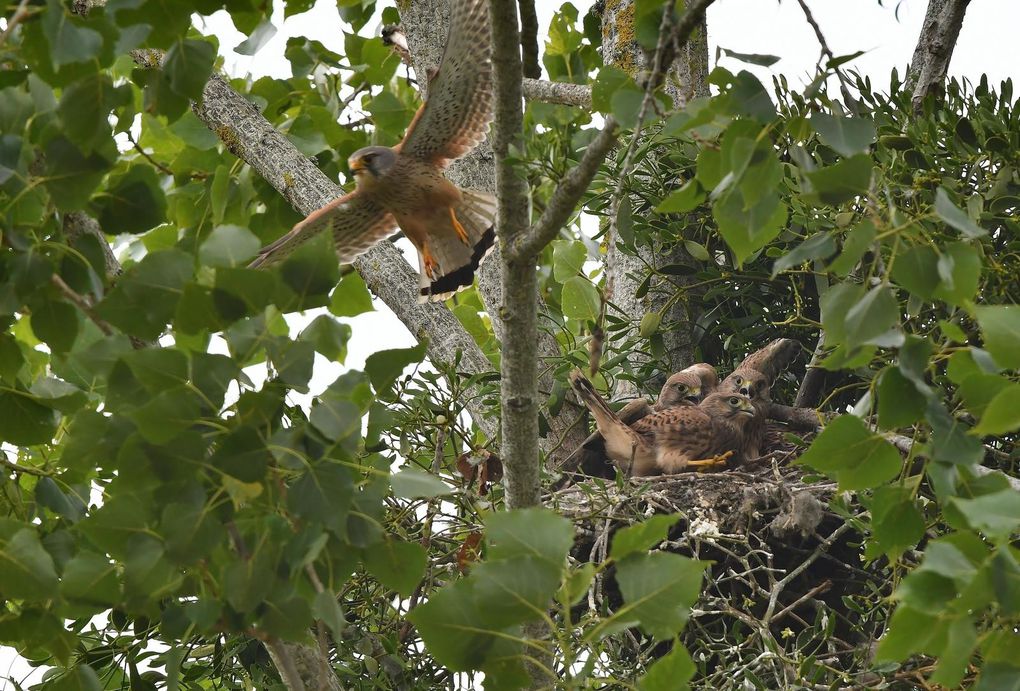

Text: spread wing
xmin=249 ymin=193 xmax=397 ymax=268
xmin=399 ymin=0 xmax=492 ymax=168
xmin=735 ymin=338 xmax=801 ymax=381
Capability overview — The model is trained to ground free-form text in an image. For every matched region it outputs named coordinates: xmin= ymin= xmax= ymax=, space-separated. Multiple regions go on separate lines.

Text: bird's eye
xmin=675 ymin=384 xmax=687 ymax=392
xmin=734 ymin=376 xmax=742 ymax=384
xmin=729 ymin=397 xmax=739 ymax=405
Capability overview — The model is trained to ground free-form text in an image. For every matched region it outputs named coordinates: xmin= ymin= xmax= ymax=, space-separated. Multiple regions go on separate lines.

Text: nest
xmin=546 ymin=429 xmax=895 ymax=688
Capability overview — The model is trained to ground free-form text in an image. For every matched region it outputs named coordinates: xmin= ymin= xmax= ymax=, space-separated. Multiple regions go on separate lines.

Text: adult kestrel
xmin=568 ymin=363 xmax=720 ymax=461
xmin=569 ymin=369 xmax=755 ymax=477
xmin=250 ymin=0 xmax=496 ymax=302
xmin=719 ymin=367 xmax=771 ymax=459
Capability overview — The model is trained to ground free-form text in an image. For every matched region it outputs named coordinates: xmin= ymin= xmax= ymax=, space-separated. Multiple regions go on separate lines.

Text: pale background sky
xmin=4 ymin=0 xmax=1020 ymax=684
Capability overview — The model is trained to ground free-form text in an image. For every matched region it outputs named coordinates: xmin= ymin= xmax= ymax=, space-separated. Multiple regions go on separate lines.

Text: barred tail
xmin=418 ymin=189 xmax=497 ymax=303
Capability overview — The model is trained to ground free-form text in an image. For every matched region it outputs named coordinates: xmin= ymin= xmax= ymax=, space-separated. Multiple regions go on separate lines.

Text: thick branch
xmin=905 ymin=0 xmax=971 ymax=113
xmin=522 ymin=78 xmax=592 ymax=107
xmin=490 ymin=0 xmax=542 ymax=510
xmin=517 ymin=0 xmax=541 ymax=79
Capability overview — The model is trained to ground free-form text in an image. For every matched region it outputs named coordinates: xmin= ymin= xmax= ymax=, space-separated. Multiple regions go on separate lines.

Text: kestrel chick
xmin=719 ymin=367 xmax=771 ymax=459
xmin=569 ymin=369 xmax=755 ymax=477
xmin=250 ymin=0 xmax=496 ymax=302
xmin=570 ymin=362 xmax=719 ymax=461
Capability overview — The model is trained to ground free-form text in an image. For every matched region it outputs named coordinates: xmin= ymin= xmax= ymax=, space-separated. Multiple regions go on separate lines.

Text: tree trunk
xmin=600 ymin=1 xmax=709 ymax=397
xmin=905 ymin=0 xmax=971 ymax=113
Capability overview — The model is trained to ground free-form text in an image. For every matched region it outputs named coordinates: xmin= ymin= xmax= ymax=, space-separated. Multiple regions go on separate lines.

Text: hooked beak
xmin=684 ymin=387 xmax=701 ymax=403
xmin=350 ymin=159 xmax=367 ymax=175
xmin=737 ymin=400 xmax=755 ymax=416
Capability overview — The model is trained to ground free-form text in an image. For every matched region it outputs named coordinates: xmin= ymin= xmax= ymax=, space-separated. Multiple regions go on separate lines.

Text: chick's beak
xmin=684 ymin=386 xmax=701 ymax=402
xmin=739 ymin=399 xmax=755 ymax=415
xmin=349 ymin=158 xmax=366 ymax=175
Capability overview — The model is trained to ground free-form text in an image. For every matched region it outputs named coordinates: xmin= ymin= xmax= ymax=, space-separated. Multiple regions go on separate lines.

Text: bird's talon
xmin=422 ymin=249 xmax=439 ymax=279
xmin=450 ymin=208 xmax=470 ymax=245
xmin=687 ymin=450 xmax=734 ymax=472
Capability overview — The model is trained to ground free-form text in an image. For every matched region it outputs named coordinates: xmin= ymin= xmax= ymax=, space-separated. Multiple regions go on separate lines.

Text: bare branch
xmin=522 ymin=78 xmax=592 ymax=107
xmin=0 ymin=0 xmax=30 ymax=47
xmin=905 ymin=0 xmax=971 ymax=113
xmin=518 ymin=0 xmax=541 ymax=79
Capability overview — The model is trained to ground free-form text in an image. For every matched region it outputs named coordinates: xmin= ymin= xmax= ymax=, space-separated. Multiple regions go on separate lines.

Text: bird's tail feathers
xmin=418 ymin=189 xmax=497 ymax=303
xmin=568 ymin=369 xmax=622 ymax=427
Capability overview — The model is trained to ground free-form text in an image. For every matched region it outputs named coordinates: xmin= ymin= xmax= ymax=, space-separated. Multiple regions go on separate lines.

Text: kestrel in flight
xmin=569 ymin=369 xmax=755 ymax=477
xmin=250 ymin=0 xmax=496 ymax=302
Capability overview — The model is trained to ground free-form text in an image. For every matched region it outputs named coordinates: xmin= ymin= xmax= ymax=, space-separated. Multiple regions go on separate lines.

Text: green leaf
xmin=552 ymin=239 xmax=587 ymax=282
xmin=563 ymin=275 xmax=599 ymax=324
xmin=96 ymin=164 xmax=168 ymax=235
xmin=0 ymin=391 xmax=59 ymax=446
xmin=933 ymin=241 xmax=982 ymax=306
xmin=558 ymin=563 xmax=595 ymax=607
xmin=391 ymin=468 xmax=452 ymax=499
xmin=972 ymin=305 xmax=1020 ymax=369
xmin=234 ymin=20 xmax=278 ymax=57
xmin=365 ymin=341 xmax=427 ymax=394
xmin=951 ymin=490 xmax=1020 ymax=542
xmin=288 ymin=463 xmax=354 ymax=534
xmin=867 ymin=485 xmax=924 ymax=561
xmin=210 ymin=426 xmax=269 ymax=483
xmin=844 ymin=285 xmax=900 ymax=348
xmin=298 ymin=315 xmax=351 ymax=362
xmin=683 ymin=240 xmax=711 ymax=262
xmin=771 ymin=232 xmax=836 ymax=277
xmin=973 ymin=384 xmax=1020 ymax=436
xmin=935 ymin=187 xmax=987 ymax=239
xmin=810 ymin=113 xmax=876 ymax=157
xmin=60 ymin=552 xmax=120 ymax=606
xmin=796 ymin=415 xmax=901 ymax=491
xmin=639 ymin=644 xmax=695 ymax=691
xmin=329 ymin=271 xmax=375 ymax=317
xmin=877 ymin=366 xmax=926 ymax=430
xmin=931 ymin=615 xmax=977 ymax=688
xmin=46 ymin=664 xmax=103 ymax=691
xmin=804 ymin=154 xmax=873 ymax=205
xmin=608 ymin=553 xmax=706 ymax=641
xmin=610 ymin=514 xmax=681 ymax=561
xmin=0 ymin=527 xmax=59 ymax=600
xmin=42 ymin=0 xmax=103 ymax=67
xmin=407 ymin=579 xmax=508 ymax=671
xmin=43 ymin=136 xmax=114 ymax=210
xmin=592 ymin=66 xmax=643 ymax=128
xmin=719 ymin=48 xmax=780 ymax=67
xmin=655 ymin=179 xmax=704 ymax=214
xmin=164 ymin=39 xmax=216 ymax=101
xmin=312 ymin=590 xmax=346 ymax=639
xmin=200 ymin=225 xmax=261 ymax=267
xmin=363 ymin=539 xmax=427 ymax=597
xmin=96 ymin=250 xmax=193 ymax=340
xmin=891 ymin=244 xmax=939 ymax=299
xmin=308 ymin=393 xmax=360 ymax=442
xmin=58 ymin=73 xmax=115 ymax=152
xmin=486 ymin=509 xmax=574 ymax=565
xmin=827 ymin=220 xmax=877 ymax=276
xmin=875 ymin=605 xmax=940 ymax=661
xmin=820 ymin=282 xmax=863 ymax=346
xmin=30 ymin=299 xmax=79 ymax=355
xmin=713 ymin=190 xmax=787 ymax=266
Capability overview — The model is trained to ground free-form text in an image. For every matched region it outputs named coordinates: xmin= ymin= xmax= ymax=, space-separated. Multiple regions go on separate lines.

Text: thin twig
xmin=763 ymin=522 xmax=852 ymax=623
xmin=771 ymin=578 xmax=832 ymax=624
xmin=794 ymin=0 xmax=856 ymax=106
xmin=0 ymin=0 xmax=30 ymax=47
xmin=125 ymin=130 xmax=175 ymax=177
xmin=50 ymin=274 xmax=113 ymax=336
xmin=1 ymin=453 xmax=50 ymax=477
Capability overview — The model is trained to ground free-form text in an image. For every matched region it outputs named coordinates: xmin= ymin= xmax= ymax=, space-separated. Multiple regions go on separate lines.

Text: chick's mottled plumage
xmin=568 ymin=369 xmax=755 ymax=477
xmin=719 ymin=367 xmax=771 ymax=459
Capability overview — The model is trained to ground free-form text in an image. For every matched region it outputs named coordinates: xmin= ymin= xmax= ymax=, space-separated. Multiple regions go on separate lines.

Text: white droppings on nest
xmin=688 ymin=516 xmax=721 ymax=538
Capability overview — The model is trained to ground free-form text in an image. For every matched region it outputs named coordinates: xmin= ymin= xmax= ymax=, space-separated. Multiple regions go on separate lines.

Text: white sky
xmin=5 ymin=0 xmax=1020 ymax=684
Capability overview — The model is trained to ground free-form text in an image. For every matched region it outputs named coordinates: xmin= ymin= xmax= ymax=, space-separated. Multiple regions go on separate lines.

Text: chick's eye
xmin=729 ymin=397 xmax=738 ymax=405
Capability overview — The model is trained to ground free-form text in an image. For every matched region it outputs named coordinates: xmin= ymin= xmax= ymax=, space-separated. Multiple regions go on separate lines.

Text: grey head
xmin=349 ymin=146 xmax=398 ymax=179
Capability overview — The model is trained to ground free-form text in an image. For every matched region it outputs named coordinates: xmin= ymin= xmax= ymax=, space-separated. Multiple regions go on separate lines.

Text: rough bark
xmin=905 ymin=0 xmax=971 ymax=113
xmin=490 ymin=0 xmax=542 ymax=509
xmin=600 ymin=1 xmax=710 ymax=395
xmin=399 ymin=0 xmax=590 ymax=469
